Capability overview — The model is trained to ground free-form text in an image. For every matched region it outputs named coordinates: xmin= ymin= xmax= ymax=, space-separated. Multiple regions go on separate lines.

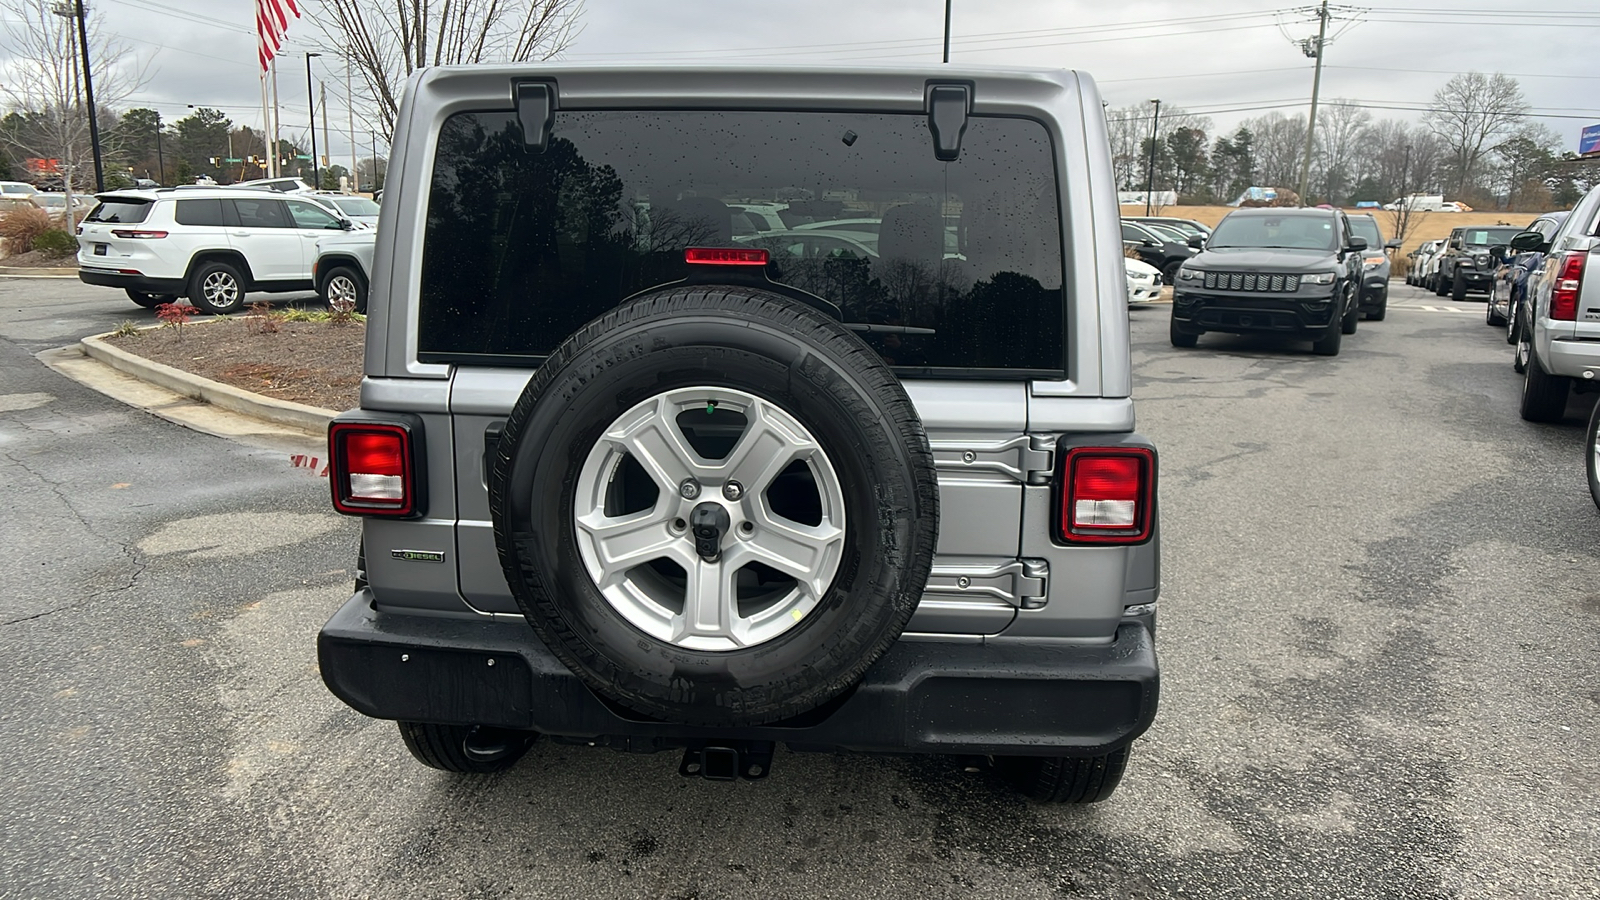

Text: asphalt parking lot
xmin=2 ymin=279 xmax=1597 ymax=899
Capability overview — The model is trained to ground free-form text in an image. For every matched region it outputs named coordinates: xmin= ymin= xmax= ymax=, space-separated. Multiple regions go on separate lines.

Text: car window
xmin=419 ymin=108 xmax=1065 ymax=374
xmin=288 ymin=201 xmax=343 ymax=230
xmin=1348 ymin=217 xmax=1382 ymax=246
xmin=230 ymin=197 xmax=291 ymax=228
xmin=1461 ymin=227 xmax=1521 ymax=246
xmin=331 ymin=197 xmax=380 ymax=216
xmin=85 ymin=198 xmax=152 ymax=224
xmin=1122 ymin=223 xmax=1156 ymax=243
xmin=1209 ymin=214 xmax=1338 ymax=251
xmin=174 ymin=198 xmax=226 ymax=226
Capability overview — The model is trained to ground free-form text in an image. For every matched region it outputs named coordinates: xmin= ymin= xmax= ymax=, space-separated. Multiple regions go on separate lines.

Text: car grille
xmin=1202 ymin=272 xmax=1300 ymax=292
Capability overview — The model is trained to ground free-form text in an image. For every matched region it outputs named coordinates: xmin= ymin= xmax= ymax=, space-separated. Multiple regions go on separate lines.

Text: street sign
xmin=1582 ymin=124 xmax=1600 ymax=157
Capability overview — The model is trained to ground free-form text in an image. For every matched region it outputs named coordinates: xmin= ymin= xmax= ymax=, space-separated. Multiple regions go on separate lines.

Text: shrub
xmin=32 ymin=228 xmax=77 ymax=258
xmin=1 ymin=206 xmax=51 ymax=256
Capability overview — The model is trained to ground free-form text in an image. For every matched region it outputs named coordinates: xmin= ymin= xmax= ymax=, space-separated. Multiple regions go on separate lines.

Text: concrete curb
xmin=80 ymin=330 xmax=336 ymax=433
xmin=0 ymin=265 xmax=77 ymax=277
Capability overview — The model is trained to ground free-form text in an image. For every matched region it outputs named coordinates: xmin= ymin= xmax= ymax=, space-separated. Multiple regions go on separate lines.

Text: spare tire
xmin=489 ymin=286 xmax=938 ymax=727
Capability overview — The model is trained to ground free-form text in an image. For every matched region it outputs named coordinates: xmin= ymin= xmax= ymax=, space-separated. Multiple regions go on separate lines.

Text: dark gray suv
xmin=316 ymin=65 xmax=1160 ymax=802
xmin=1170 ymin=207 xmax=1367 ymax=355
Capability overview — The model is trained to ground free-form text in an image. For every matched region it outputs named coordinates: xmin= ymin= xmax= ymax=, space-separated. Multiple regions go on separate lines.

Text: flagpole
xmin=259 ymin=70 xmax=274 ymax=177
xmin=271 ymin=57 xmax=282 ymax=178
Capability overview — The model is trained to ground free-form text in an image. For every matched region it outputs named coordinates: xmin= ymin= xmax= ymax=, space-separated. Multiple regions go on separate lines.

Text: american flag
xmin=257 ymin=0 xmax=302 ymax=73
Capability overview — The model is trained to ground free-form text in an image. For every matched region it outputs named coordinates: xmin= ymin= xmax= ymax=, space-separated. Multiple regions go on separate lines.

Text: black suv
xmin=1121 ymin=220 xmax=1195 ymax=283
xmin=1169 ymin=207 xmax=1366 ymax=356
xmin=1434 ymin=224 xmax=1527 ymax=301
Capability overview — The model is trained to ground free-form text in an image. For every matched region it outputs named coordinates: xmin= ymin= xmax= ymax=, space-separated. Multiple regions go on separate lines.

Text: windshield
xmin=1208 ymin=214 xmax=1338 ymax=251
xmin=85 ymin=198 xmax=152 ymax=224
xmin=421 ymin=108 xmax=1065 ymax=374
xmin=1462 ymin=227 xmax=1522 ymax=247
xmin=332 ymin=197 xmax=380 ymax=216
xmin=1349 ymin=217 xmax=1383 ymax=246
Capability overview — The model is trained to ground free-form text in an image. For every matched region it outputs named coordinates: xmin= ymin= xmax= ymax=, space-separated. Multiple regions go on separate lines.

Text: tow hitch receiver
xmin=679 ymin=741 xmax=774 ymax=781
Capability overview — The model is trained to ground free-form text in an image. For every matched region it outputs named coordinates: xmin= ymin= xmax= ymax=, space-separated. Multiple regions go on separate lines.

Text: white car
xmin=312 ymin=229 xmax=377 ymax=313
xmin=308 ymin=193 xmax=381 ymax=229
xmin=1 ymin=180 xmax=40 ymax=198
xmin=1125 ymin=257 xmax=1162 ymax=303
xmin=1408 ymin=240 xmax=1442 ymax=286
xmin=76 ymin=187 xmax=359 ymax=313
xmin=236 ymin=176 xmax=315 ymax=194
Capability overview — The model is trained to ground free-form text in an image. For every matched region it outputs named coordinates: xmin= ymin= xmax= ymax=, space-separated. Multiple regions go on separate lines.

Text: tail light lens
xmin=1058 ymin=447 xmax=1155 ymax=544
xmin=330 ymin=422 xmax=421 ymax=516
xmin=1550 ymin=252 xmax=1586 ymax=322
xmin=110 ymin=229 xmax=168 ymax=239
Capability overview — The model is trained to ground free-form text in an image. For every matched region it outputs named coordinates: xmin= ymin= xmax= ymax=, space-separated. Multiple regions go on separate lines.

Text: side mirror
xmin=1186 ymin=234 xmax=1205 ymax=250
xmin=1508 ymin=230 xmax=1546 ymax=253
xmin=1348 ymin=235 xmax=1369 ymax=251
xmin=339 ymin=219 xmax=353 ymax=231
xmin=1385 ymin=238 xmax=1402 ymax=249
xmin=1142 ymin=238 xmax=1159 ymax=248
xmin=1489 ymin=244 xmax=1507 ymax=262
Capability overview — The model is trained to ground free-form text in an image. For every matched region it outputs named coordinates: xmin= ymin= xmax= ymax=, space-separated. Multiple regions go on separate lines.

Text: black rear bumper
xmin=318 ymin=591 xmax=1159 ymax=757
xmin=78 ymin=267 xmax=185 ymax=295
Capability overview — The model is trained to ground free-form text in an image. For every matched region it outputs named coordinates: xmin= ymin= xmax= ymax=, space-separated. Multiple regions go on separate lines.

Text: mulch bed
xmin=107 ymin=317 xmax=365 ymax=412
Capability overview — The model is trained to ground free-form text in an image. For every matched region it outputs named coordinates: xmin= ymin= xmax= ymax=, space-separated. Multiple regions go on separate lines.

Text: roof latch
xmin=926 ymin=84 xmax=970 ymax=162
xmin=516 ymin=82 xmax=555 ymax=151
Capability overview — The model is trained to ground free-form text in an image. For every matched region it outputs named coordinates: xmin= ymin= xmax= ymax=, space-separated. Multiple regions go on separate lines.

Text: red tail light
xmin=110 ymin=229 xmax=168 ymax=239
xmin=685 ymin=247 xmax=769 ymax=266
xmin=1058 ymin=447 xmax=1155 ymax=544
xmin=1550 ymin=252 xmax=1586 ymax=322
xmin=330 ymin=422 xmax=419 ymax=516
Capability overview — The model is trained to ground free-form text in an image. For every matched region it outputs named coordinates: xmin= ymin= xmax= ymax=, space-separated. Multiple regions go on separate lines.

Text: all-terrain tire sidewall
xmin=1587 ymin=400 xmax=1600 ymax=511
xmin=489 ymin=287 xmax=938 ymax=727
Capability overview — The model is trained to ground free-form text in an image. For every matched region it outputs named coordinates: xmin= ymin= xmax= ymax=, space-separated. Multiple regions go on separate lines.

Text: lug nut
xmin=723 ymin=481 xmax=744 ymax=501
xmin=679 ymin=480 xmax=701 ymax=499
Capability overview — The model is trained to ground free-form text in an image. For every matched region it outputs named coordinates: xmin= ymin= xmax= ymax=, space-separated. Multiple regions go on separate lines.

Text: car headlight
xmin=1302 ymin=272 xmax=1336 ymax=285
xmin=1177 ymin=266 xmax=1203 ymax=281
xmin=1363 ymin=255 xmax=1386 ymax=268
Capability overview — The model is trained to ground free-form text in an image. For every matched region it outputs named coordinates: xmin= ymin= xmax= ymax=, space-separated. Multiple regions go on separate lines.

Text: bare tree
xmin=309 ymin=0 xmax=585 ymax=138
xmin=1312 ymin=99 xmax=1370 ymax=204
xmin=1243 ymin=112 xmax=1308 ymax=188
xmin=1424 ymin=71 xmax=1526 ymax=198
xmin=0 ymin=0 xmax=145 ymax=222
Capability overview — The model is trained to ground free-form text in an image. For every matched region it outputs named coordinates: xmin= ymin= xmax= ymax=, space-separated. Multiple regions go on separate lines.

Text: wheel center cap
xmin=688 ymin=501 xmax=731 ymax=562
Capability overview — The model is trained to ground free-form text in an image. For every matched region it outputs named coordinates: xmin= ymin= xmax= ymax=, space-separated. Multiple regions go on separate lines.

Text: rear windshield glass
xmin=1209 ymin=213 xmax=1338 ymax=251
xmin=1348 ymin=217 xmax=1383 ymax=246
xmin=331 ymin=196 xmax=380 ymax=216
xmin=419 ymin=109 xmax=1065 ymax=375
xmin=85 ymin=199 xmax=151 ymax=224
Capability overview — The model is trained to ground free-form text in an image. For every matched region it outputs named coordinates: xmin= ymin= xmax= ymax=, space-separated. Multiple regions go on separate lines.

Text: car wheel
xmin=1161 ymin=261 xmax=1183 ymax=285
xmin=1486 ymin=290 xmax=1506 ymax=326
xmin=489 ymin=286 xmax=939 ymax=727
xmin=1169 ymin=316 xmax=1199 ymax=348
xmin=994 ymin=746 xmax=1129 ymax=804
xmin=187 ymin=260 xmax=246 ymax=315
xmin=1587 ymin=400 xmax=1600 ymax=511
xmin=124 ymin=288 xmax=177 ymax=309
xmin=321 ymin=266 xmax=367 ymax=314
xmin=396 ymin=721 xmax=537 ymax=774
xmin=1519 ymin=341 xmax=1570 ymax=423
xmin=1340 ymin=288 xmax=1359 ymax=335
xmin=1365 ymin=293 xmax=1387 ymax=321
xmin=1506 ymin=299 xmax=1520 ymax=345
xmin=1513 ymin=315 xmax=1530 ymax=374
xmin=1450 ymin=271 xmax=1468 ymax=302
xmin=1435 ymin=272 xmax=1449 ymax=296
xmin=1312 ymin=325 xmax=1342 ymax=356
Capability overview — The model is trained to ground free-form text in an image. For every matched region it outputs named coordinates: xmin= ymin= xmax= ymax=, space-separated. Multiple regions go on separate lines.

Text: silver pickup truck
xmin=1517 ymin=183 xmax=1600 ymax=422
xmin=315 ymin=65 xmax=1160 ymax=803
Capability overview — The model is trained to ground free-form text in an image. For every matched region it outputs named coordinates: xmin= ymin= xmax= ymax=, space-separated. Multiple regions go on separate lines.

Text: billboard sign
xmin=1581 ymin=124 xmax=1600 ymax=157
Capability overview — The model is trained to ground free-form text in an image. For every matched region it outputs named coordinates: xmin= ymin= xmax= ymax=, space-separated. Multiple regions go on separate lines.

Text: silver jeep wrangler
xmin=318 ymin=65 xmax=1160 ymax=803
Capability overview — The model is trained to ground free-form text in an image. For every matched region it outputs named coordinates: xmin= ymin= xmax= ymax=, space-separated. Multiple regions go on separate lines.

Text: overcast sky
xmin=8 ymin=0 xmax=1599 ymax=160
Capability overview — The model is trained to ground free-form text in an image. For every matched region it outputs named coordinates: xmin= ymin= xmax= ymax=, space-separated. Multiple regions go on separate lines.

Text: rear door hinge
xmin=930 ymin=434 xmax=1055 ymax=485
xmin=925 ymin=559 xmax=1049 ymax=609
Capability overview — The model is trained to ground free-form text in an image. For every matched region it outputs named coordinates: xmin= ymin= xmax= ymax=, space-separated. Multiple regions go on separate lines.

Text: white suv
xmin=77 ymin=188 xmax=357 ymax=313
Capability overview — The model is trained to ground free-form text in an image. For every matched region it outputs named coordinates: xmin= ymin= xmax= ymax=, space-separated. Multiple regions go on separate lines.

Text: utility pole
xmin=305 ymin=52 xmax=321 ymax=189
xmin=346 ymin=56 xmax=357 ymax=193
xmin=72 ymin=0 xmax=104 ymax=191
xmin=1144 ymin=99 xmax=1162 ymax=216
xmin=1296 ymin=0 xmax=1330 ymax=204
xmin=942 ymin=0 xmax=952 ymax=63
xmin=154 ymin=110 xmax=164 ymax=185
